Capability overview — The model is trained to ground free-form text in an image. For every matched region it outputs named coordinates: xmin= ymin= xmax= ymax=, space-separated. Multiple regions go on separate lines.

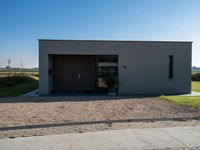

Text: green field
xmin=0 ymin=71 xmax=39 ymax=98
xmin=192 ymin=70 xmax=200 ymax=74
xmin=0 ymin=71 xmax=38 ymax=77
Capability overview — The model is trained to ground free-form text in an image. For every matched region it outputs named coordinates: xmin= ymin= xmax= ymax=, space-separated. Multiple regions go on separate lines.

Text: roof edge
xmin=38 ymin=39 xmax=193 ymax=43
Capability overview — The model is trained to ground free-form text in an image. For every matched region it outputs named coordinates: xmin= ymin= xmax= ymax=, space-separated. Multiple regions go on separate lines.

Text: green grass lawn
xmin=0 ymin=75 xmax=38 ymax=98
xmin=160 ymin=96 xmax=200 ymax=108
xmin=192 ymin=81 xmax=200 ymax=92
xmin=0 ymin=82 xmax=38 ymax=97
xmin=160 ymin=81 xmax=200 ymax=108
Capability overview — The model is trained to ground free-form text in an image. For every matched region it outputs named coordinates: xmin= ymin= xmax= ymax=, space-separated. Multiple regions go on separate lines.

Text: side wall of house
xmin=117 ymin=42 xmax=191 ymax=94
xmin=39 ymin=40 xmax=191 ymax=95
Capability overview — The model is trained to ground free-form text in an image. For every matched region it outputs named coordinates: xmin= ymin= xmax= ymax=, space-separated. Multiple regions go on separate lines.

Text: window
xmin=97 ymin=55 xmax=117 ymax=62
xmin=169 ymin=55 xmax=173 ymax=79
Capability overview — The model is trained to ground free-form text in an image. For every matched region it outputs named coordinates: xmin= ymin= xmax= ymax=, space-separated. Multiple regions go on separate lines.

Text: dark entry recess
xmin=52 ymin=55 xmax=96 ymax=92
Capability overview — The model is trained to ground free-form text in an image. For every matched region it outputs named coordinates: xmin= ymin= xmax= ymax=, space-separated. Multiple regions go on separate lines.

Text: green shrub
xmin=101 ymin=69 xmax=118 ymax=89
xmin=192 ymin=73 xmax=200 ymax=81
xmin=2 ymin=81 xmax=15 ymax=87
xmin=0 ymin=75 xmax=35 ymax=87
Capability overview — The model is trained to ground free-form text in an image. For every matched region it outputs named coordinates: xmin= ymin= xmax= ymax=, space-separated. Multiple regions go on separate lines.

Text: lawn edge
xmin=159 ymin=95 xmax=200 ymax=109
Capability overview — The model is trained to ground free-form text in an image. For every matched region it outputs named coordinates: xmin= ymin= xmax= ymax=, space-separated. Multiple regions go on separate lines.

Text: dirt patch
xmin=0 ymin=96 xmax=199 ymax=127
xmin=0 ymin=120 xmax=199 ymax=139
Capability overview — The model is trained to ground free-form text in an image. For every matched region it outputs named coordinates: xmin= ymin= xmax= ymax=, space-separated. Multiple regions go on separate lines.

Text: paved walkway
xmin=20 ymin=89 xmax=39 ymax=97
xmin=20 ymin=89 xmax=200 ymax=97
xmin=0 ymin=126 xmax=199 ymax=150
xmin=182 ymin=91 xmax=200 ymax=96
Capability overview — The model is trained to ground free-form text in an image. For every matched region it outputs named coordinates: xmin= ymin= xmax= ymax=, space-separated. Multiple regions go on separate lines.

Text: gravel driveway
xmin=0 ymin=96 xmax=199 ymax=127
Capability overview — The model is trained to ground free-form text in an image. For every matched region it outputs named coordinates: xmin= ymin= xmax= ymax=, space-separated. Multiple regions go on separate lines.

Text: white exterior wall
xmin=39 ymin=40 xmax=192 ymax=95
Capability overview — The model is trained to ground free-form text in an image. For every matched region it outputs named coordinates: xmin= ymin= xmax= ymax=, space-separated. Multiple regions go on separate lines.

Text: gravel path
xmin=0 ymin=96 xmax=199 ymax=127
xmin=0 ymin=96 xmax=200 ymax=139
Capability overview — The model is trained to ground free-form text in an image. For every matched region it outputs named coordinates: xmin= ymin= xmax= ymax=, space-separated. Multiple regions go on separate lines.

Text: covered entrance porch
xmin=48 ymin=55 xmax=118 ymax=94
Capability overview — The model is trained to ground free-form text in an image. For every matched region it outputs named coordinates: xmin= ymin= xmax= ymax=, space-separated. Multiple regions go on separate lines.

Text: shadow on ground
xmin=0 ymin=95 xmax=160 ymax=103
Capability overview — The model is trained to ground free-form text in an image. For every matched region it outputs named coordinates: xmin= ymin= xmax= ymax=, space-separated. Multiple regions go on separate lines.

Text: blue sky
xmin=0 ymin=0 xmax=200 ymax=68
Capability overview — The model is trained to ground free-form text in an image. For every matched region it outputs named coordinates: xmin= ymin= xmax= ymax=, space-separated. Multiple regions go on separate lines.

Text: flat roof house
xmin=39 ymin=40 xmax=192 ymax=95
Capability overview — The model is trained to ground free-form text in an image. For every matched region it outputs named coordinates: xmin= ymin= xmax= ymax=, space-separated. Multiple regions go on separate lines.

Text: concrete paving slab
xmin=181 ymin=91 xmax=200 ymax=96
xmin=189 ymin=125 xmax=200 ymax=133
xmin=131 ymin=128 xmax=184 ymax=149
xmin=160 ymin=126 xmax=200 ymax=148
xmin=0 ymin=126 xmax=200 ymax=150
xmin=20 ymin=89 xmax=39 ymax=97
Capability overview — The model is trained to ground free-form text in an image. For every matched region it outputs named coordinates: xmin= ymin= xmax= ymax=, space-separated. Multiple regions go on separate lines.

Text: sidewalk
xmin=0 ymin=125 xmax=200 ymax=150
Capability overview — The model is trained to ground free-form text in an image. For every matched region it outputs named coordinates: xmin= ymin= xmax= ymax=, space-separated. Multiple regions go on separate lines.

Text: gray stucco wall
xmin=39 ymin=40 xmax=192 ymax=95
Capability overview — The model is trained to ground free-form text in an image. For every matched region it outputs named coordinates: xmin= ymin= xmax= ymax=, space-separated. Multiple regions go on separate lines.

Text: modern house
xmin=39 ymin=40 xmax=192 ymax=95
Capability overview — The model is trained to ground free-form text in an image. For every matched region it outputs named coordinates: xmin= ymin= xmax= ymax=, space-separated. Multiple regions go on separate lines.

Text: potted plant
xmin=101 ymin=69 xmax=118 ymax=95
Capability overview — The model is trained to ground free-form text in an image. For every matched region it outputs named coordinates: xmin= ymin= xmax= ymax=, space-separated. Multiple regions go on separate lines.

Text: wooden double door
xmin=53 ymin=55 xmax=96 ymax=92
